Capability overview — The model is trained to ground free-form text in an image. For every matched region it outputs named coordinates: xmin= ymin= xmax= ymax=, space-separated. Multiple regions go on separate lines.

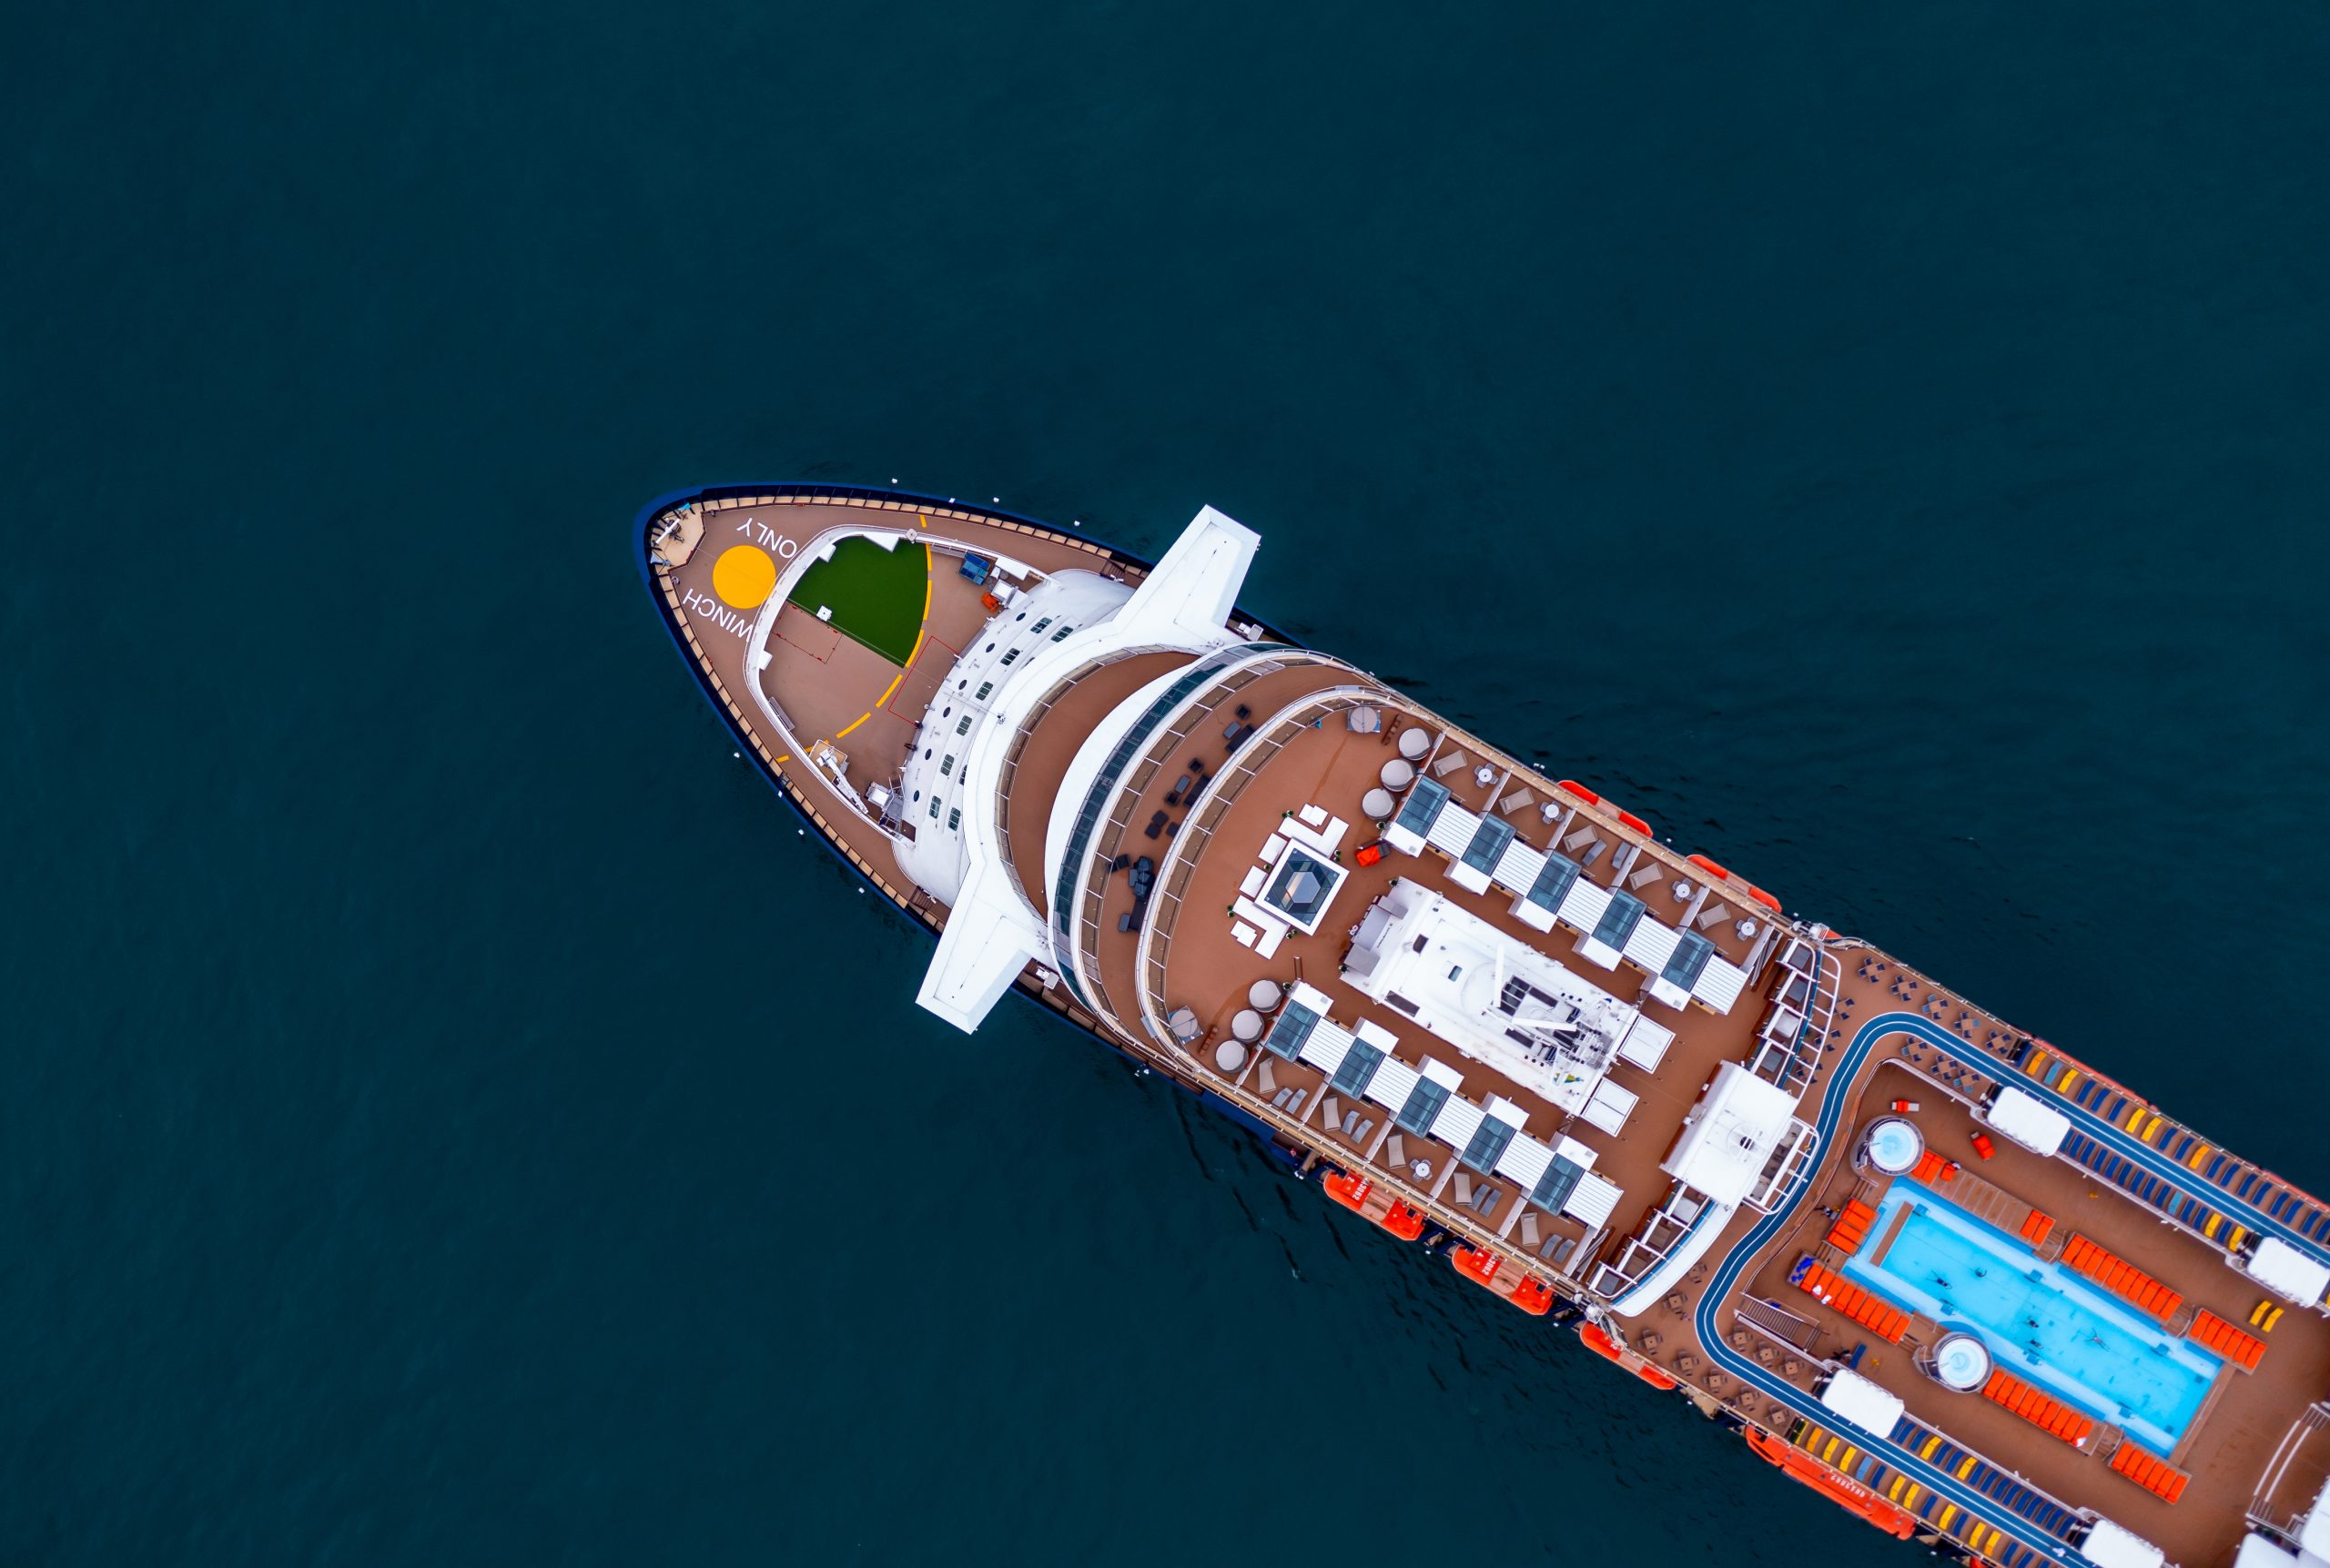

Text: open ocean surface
xmin=5 ymin=4 xmax=2328 ymax=1563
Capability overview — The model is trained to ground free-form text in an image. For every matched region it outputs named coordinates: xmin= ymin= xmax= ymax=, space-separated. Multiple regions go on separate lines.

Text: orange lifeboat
xmin=1509 ymin=1276 xmax=1555 ymax=1316
xmin=1687 ymin=855 xmax=1732 ymax=881
xmin=1556 ymin=780 xmax=1601 ymax=805
xmin=1579 ymin=1322 xmax=1679 ymax=1389
xmin=1743 ymin=1429 xmax=1917 ymax=1539
xmin=1616 ymin=809 xmax=1652 ymax=835
xmin=1378 ymin=1200 xmax=1427 ymax=1241
xmin=1452 ymin=1245 xmax=1502 ymax=1286
xmin=1322 ymin=1170 xmax=1373 ymax=1213
xmin=1745 ymin=885 xmax=1783 ymax=913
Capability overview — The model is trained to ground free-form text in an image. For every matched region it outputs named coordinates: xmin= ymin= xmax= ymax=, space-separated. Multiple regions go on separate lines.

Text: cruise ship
xmin=638 ymin=484 xmax=2330 ymax=1568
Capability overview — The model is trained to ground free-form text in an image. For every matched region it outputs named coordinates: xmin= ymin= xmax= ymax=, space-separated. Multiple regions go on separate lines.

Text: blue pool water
xmin=1843 ymin=1183 xmax=2220 ymax=1452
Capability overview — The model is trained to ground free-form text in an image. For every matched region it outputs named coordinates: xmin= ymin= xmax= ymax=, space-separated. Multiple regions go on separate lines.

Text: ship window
xmin=976 ymin=681 xmax=994 ymax=701
xmin=939 ymin=755 xmax=954 ymax=777
xmin=1395 ymin=1076 xmax=1451 ymax=1136
xmin=928 ymin=797 xmax=941 ymax=819
xmin=956 ymin=715 xmax=973 ymax=735
xmin=1031 ymin=617 xmax=1053 ymax=634
xmin=1462 ymin=1116 xmax=1516 ymax=1174
xmin=947 ymin=808 xmax=961 ymax=831
xmin=1049 ymin=625 xmax=1074 ymax=642
xmin=1000 ymin=649 xmax=1020 ymax=665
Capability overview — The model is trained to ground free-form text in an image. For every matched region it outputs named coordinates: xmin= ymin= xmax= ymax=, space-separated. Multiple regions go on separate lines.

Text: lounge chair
xmin=1500 ymin=788 xmax=1535 ymax=816
xmin=1385 ymin=1134 xmax=1406 ymax=1166
xmin=1258 ymin=1059 xmax=1278 ymax=1096
xmin=1453 ymin=1172 xmax=1474 ymax=1207
xmin=1628 ymin=864 xmax=1664 ymax=891
xmin=1320 ymin=1095 xmax=1343 ymax=1130
xmin=1521 ymin=1212 xmax=1542 ymax=1248
xmin=1696 ymin=903 xmax=1731 ymax=931
xmin=1476 ymin=1188 xmax=1500 ymax=1218
xmin=1562 ymin=826 xmax=1596 ymax=853
xmin=1431 ymin=751 xmax=1467 ymax=778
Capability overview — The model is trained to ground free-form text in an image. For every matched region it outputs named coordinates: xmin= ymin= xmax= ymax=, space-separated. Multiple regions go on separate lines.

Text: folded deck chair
xmin=1521 ymin=1212 xmax=1542 ymax=1248
xmin=1286 ymin=1089 xmax=1307 ymax=1115
xmin=1354 ymin=1118 xmax=1374 ymax=1144
xmin=1342 ymin=1109 xmax=1362 ymax=1136
xmin=1579 ymin=840 xmax=1606 ymax=867
xmin=1385 ymin=1134 xmax=1406 ymax=1166
xmin=1552 ymin=1237 xmax=1576 ymax=1265
xmin=1272 ymin=1087 xmax=1294 ymax=1109
xmin=1453 ymin=1172 xmax=1474 ymax=1207
xmin=1258 ymin=1059 xmax=1278 ymax=1096
xmin=1538 ymin=1230 xmax=1565 ymax=1259
xmin=1476 ymin=1188 xmax=1500 ymax=1218
xmin=1320 ymin=1095 xmax=1342 ymax=1130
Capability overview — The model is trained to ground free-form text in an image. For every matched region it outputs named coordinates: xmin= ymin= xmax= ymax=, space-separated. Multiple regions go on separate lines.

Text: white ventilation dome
xmin=1816 ymin=1368 xmax=1903 ymax=1435
xmin=1985 ymin=1085 xmax=2071 ymax=1156
xmin=2247 ymin=1236 xmax=2330 ymax=1309
xmin=2078 ymin=1519 xmax=2163 ymax=1568
xmin=2229 ymin=1532 xmax=2299 ymax=1568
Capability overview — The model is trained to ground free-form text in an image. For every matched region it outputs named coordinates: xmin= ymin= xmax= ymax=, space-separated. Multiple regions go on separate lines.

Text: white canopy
xmin=1986 ymin=1085 xmax=2072 ymax=1157
xmin=2303 ymin=1473 xmax=2330 ymax=1559
xmin=2229 ymin=1534 xmax=2298 ymax=1568
xmin=2079 ymin=1519 xmax=2164 ymax=1568
xmin=1663 ymin=1062 xmax=1800 ymax=1207
xmin=2248 ymin=1236 xmax=2330 ymax=1308
xmin=1817 ymin=1369 xmax=1904 ymax=1435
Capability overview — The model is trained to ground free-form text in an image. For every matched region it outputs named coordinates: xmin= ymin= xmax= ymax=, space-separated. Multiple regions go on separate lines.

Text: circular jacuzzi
xmin=1932 ymin=1332 xmax=1991 ymax=1391
xmin=1866 ymin=1117 xmax=1923 ymax=1175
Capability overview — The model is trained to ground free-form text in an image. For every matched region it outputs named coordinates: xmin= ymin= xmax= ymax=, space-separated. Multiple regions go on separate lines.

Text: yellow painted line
xmin=775 ymin=754 xmax=789 ymax=765
xmin=917 ymin=512 xmax=930 ymax=530
xmin=836 ymin=712 xmax=872 ymax=739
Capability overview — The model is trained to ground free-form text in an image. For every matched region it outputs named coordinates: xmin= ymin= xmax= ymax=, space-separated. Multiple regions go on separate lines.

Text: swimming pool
xmin=1842 ymin=1181 xmax=2220 ymax=1452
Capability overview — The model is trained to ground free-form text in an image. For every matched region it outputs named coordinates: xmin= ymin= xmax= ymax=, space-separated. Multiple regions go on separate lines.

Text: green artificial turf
xmin=786 ymin=536 xmax=929 ymax=666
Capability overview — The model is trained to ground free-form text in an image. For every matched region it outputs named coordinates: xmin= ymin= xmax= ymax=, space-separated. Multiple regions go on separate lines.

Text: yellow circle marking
xmin=713 ymin=544 xmax=777 ymax=609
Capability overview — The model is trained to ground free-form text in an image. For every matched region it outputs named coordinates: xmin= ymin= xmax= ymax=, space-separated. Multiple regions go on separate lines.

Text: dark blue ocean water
xmin=6 ymin=3 xmax=2328 ymax=1562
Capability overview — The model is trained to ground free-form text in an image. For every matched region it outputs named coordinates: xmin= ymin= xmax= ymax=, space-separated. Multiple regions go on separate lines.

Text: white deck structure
xmin=915 ymin=506 xmax=1262 ymax=1031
